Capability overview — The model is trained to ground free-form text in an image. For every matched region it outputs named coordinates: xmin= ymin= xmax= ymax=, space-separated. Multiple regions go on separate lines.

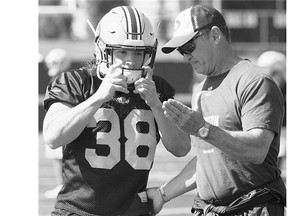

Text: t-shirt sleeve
xmin=43 ymin=70 xmax=87 ymax=111
xmin=240 ymin=76 xmax=284 ymax=135
xmin=153 ymin=75 xmax=175 ymax=102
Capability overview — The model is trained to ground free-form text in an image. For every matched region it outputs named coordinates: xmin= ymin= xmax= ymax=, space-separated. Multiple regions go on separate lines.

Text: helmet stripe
xmin=122 ymin=6 xmax=141 ymax=40
xmin=121 ymin=7 xmax=129 ymax=39
xmin=131 ymin=7 xmax=142 ymax=40
xmin=124 ymin=6 xmax=137 ymax=40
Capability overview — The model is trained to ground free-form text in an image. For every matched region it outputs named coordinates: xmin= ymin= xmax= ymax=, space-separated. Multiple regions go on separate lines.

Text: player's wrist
xmin=158 ymin=184 xmax=171 ymax=203
xmin=149 ymin=100 xmax=163 ymax=113
xmin=93 ymin=91 xmax=109 ymax=104
xmin=148 ymin=97 xmax=161 ymax=108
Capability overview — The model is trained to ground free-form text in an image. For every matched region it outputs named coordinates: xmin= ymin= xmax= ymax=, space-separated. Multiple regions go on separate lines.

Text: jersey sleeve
xmin=240 ymin=76 xmax=284 ymax=135
xmin=152 ymin=75 xmax=175 ymax=102
xmin=43 ymin=69 xmax=90 ymax=111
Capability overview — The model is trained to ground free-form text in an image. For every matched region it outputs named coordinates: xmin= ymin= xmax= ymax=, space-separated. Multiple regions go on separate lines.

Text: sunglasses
xmin=177 ymin=33 xmax=204 ymax=56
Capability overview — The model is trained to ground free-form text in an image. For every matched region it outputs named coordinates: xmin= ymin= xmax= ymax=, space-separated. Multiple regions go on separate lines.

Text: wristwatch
xmin=198 ymin=121 xmax=211 ymax=138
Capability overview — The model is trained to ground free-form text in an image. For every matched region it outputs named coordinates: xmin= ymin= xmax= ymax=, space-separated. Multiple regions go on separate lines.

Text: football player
xmin=43 ymin=6 xmax=191 ymax=216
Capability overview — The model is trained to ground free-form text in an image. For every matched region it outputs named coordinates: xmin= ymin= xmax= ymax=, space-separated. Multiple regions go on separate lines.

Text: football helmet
xmin=88 ymin=6 xmax=158 ymax=83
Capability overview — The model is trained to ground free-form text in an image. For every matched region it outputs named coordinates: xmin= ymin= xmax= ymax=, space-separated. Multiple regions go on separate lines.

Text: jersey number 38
xmin=85 ymin=108 xmax=157 ymax=170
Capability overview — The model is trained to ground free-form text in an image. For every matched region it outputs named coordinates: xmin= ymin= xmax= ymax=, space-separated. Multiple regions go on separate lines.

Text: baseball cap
xmin=162 ymin=5 xmax=226 ymax=54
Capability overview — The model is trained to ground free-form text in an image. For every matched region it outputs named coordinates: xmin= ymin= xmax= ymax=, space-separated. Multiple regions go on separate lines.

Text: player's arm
xmin=134 ymin=67 xmax=191 ymax=157
xmin=43 ymin=94 xmax=106 ymax=149
xmin=43 ymin=65 xmax=128 ymax=149
xmin=150 ymin=101 xmax=191 ymax=157
xmin=147 ymin=156 xmax=197 ymax=214
xmin=160 ymin=155 xmax=197 ymax=199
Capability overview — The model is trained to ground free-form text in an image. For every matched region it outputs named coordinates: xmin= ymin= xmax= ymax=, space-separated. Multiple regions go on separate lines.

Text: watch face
xmin=199 ymin=127 xmax=209 ymax=138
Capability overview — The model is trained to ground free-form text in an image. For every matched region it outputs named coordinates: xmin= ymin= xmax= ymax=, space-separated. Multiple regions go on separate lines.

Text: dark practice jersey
xmin=43 ymin=68 xmax=175 ymax=216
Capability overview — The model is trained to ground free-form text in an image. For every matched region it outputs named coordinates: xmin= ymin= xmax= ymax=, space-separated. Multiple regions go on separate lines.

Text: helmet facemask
xmin=95 ymin=37 xmax=157 ymax=84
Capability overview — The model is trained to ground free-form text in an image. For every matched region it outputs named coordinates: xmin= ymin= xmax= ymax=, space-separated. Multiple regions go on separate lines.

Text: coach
xmin=147 ymin=4 xmax=286 ymax=216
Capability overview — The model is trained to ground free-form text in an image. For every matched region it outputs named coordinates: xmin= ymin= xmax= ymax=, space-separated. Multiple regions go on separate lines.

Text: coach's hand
xmin=146 ymin=187 xmax=164 ymax=215
xmin=133 ymin=66 xmax=160 ymax=108
xmin=162 ymin=92 xmax=205 ymax=136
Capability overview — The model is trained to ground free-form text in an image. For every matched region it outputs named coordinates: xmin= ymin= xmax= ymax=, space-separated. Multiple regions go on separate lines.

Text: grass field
xmin=38 ymin=134 xmax=197 ymax=216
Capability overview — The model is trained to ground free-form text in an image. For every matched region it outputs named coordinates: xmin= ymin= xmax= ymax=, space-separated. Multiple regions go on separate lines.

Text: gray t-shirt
xmin=192 ymin=60 xmax=284 ymax=202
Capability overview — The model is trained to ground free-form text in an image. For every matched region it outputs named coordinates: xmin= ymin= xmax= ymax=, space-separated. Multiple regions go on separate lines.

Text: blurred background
xmin=38 ymin=0 xmax=286 ymax=127
xmin=38 ymin=0 xmax=286 ymax=215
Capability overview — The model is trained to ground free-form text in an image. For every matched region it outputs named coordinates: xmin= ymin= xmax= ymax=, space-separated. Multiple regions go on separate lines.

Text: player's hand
xmin=95 ymin=60 xmax=129 ymax=102
xmin=133 ymin=66 xmax=160 ymax=107
xmin=162 ymin=92 xmax=205 ymax=136
xmin=146 ymin=187 xmax=164 ymax=215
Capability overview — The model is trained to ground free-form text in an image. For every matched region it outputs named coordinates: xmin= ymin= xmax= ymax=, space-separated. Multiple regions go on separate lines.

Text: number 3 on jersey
xmin=85 ymin=108 xmax=157 ymax=170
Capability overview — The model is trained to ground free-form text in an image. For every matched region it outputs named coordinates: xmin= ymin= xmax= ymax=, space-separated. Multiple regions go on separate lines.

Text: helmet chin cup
xmin=97 ymin=63 xmax=145 ymax=85
xmin=122 ymin=68 xmax=144 ymax=84
xmin=96 ymin=62 xmax=110 ymax=80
